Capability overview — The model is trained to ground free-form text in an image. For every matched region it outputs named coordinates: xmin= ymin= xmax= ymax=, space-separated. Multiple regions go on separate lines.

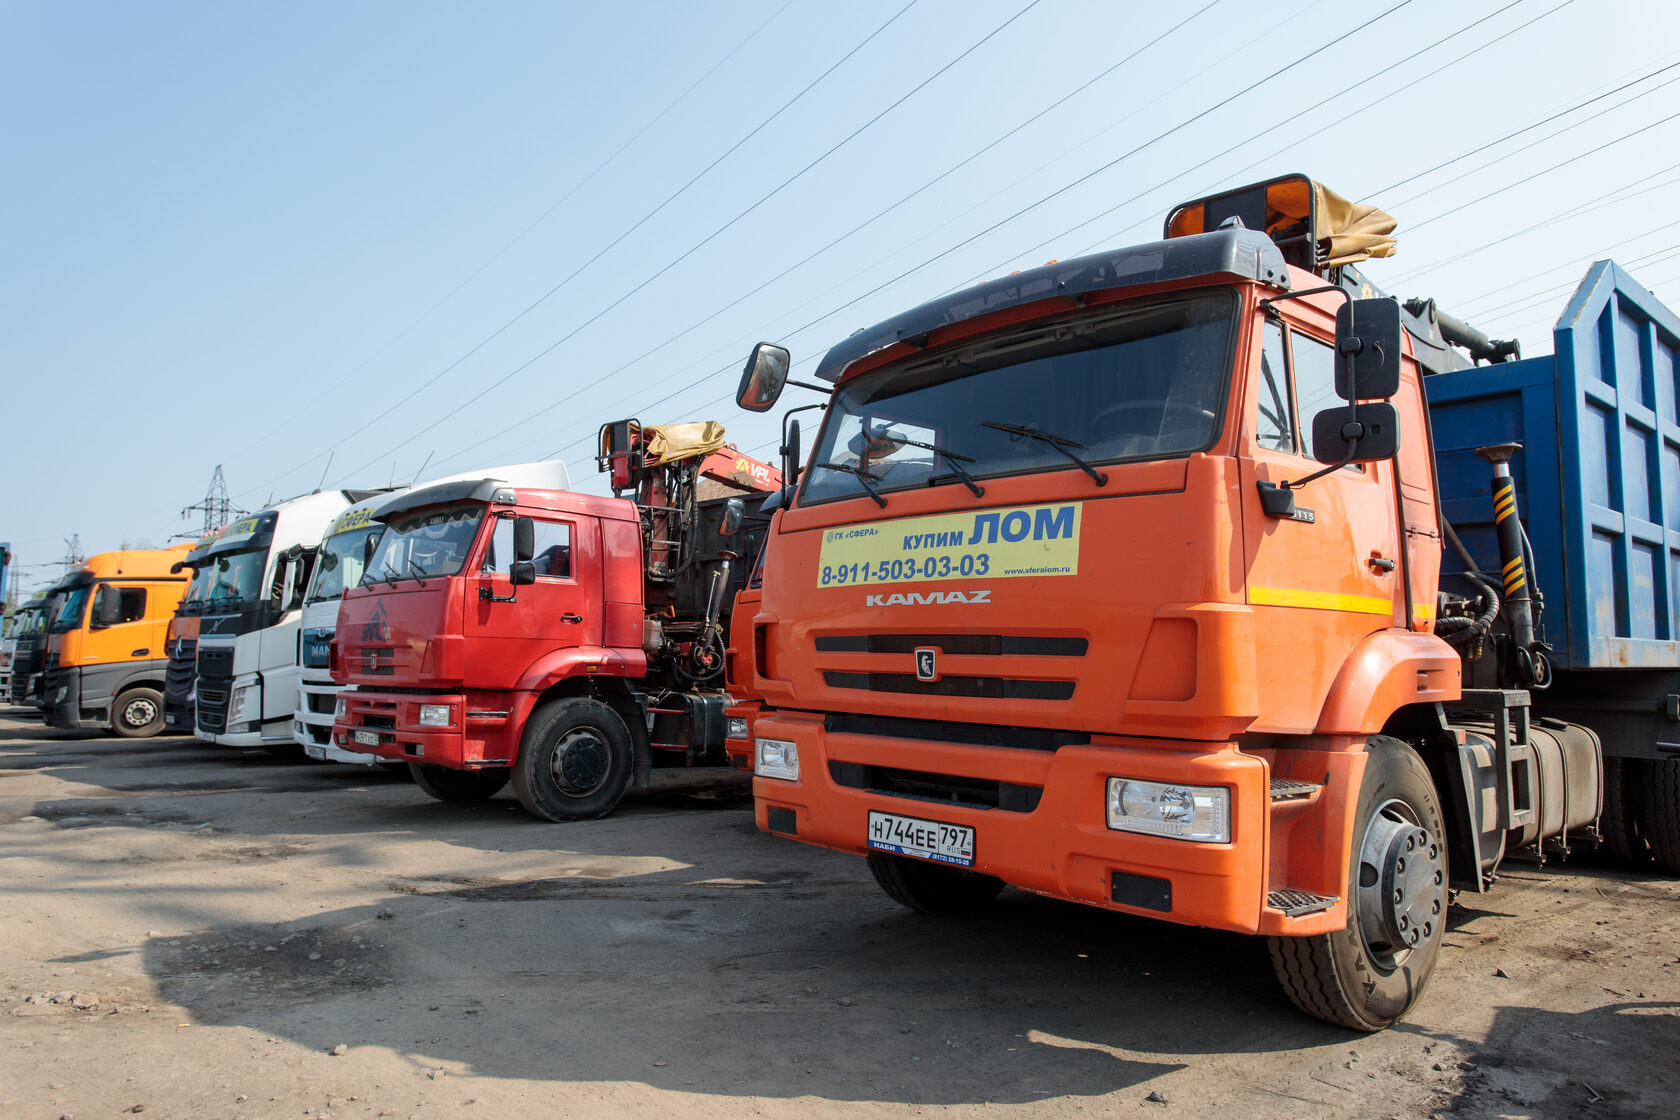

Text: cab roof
xmin=814 ymin=227 xmax=1290 ymax=384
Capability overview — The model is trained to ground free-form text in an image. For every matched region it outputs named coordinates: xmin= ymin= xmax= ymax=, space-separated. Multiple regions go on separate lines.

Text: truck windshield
xmin=801 ymin=289 xmax=1236 ymax=505
xmin=206 ymin=549 xmax=268 ymax=606
xmin=52 ymin=587 xmax=90 ymax=633
xmin=308 ymin=527 xmax=377 ymax=603
xmin=366 ymin=504 xmax=482 ymax=583
xmin=183 ymin=564 xmax=212 ymax=604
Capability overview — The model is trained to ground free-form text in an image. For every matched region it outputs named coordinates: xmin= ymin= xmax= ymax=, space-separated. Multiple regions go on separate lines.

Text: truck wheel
xmin=1598 ymin=757 xmax=1650 ymax=867
xmin=410 ymin=764 xmax=510 ymax=802
xmin=1640 ymin=758 xmax=1680 ymax=874
xmin=1268 ymin=735 xmax=1448 ymax=1031
xmin=512 ymin=697 xmax=633 ymax=822
xmin=867 ymin=852 xmax=1005 ymax=915
xmin=112 ymin=687 xmax=165 ymax=739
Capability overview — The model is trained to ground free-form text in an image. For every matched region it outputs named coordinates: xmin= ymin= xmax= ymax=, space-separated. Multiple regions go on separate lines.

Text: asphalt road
xmin=1 ymin=709 xmax=1675 ymax=1119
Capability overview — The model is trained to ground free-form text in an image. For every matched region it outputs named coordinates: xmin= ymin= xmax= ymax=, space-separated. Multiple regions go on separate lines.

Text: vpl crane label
xmin=817 ymin=502 xmax=1081 ymax=588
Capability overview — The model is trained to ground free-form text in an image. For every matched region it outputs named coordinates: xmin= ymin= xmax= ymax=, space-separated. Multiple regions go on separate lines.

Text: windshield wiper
xmin=407 ymin=560 xmax=429 ymax=587
xmin=888 ymin=435 xmax=984 ymax=497
xmin=813 ymin=461 xmax=888 ymax=508
xmin=380 ymin=560 xmax=401 ymax=589
xmin=980 ymin=421 xmax=1108 ymax=487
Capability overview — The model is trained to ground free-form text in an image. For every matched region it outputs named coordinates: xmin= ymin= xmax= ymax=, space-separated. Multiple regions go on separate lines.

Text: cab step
xmin=1267 ymin=888 xmax=1337 ymax=917
xmin=1269 ymin=778 xmax=1321 ymax=802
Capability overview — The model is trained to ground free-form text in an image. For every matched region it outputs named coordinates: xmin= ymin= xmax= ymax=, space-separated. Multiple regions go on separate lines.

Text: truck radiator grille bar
xmin=829 ymin=759 xmax=1043 ymax=812
xmin=814 ymin=633 xmax=1087 ymax=656
xmin=824 ymin=671 xmax=1074 ymax=701
xmin=824 ymin=711 xmax=1088 ymax=751
xmin=197 ymin=648 xmax=234 ymax=677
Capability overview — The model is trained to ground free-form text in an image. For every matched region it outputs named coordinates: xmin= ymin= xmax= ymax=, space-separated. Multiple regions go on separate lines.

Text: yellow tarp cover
xmin=642 ymin=420 xmax=727 ymax=464
xmin=1308 ymin=180 xmax=1397 ymax=267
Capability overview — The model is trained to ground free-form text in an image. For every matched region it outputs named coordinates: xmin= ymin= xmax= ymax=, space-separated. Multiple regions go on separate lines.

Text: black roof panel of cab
xmin=814 ymin=228 xmax=1289 ymax=383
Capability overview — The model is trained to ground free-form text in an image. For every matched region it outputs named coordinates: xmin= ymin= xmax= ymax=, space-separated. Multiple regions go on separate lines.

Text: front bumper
xmin=295 ymin=673 xmax=379 ymax=765
xmin=751 ymin=710 xmax=1274 ymax=934
xmin=332 ymin=688 xmax=530 ymax=769
xmin=43 ymin=668 xmax=106 ymax=730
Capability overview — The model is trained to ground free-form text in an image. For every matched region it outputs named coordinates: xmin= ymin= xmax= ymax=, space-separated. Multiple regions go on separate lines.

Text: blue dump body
xmin=1426 ymin=262 xmax=1680 ymax=670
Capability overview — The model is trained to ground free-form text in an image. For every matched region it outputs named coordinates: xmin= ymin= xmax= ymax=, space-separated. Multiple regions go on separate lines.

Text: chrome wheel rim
xmin=121 ymin=697 xmax=159 ymax=729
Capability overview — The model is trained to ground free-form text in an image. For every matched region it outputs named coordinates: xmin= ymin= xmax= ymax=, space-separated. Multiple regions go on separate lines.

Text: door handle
xmin=132 ymin=648 xmax=150 ymax=656
xmin=561 ymin=614 xmax=583 ymax=624
xmin=1367 ymin=556 xmax=1396 ymax=573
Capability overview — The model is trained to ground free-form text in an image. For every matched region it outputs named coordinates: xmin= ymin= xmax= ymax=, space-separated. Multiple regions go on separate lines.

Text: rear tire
xmin=410 ymin=763 xmax=509 ymax=802
xmin=511 ymin=697 xmax=633 ymax=822
xmin=867 ymin=852 xmax=1005 ymax=915
xmin=1639 ymin=757 xmax=1680 ymax=874
xmin=1598 ymin=756 xmax=1650 ymax=867
xmin=1268 ymin=735 xmax=1448 ymax=1031
xmin=112 ymin=687 xmax=165 ymax=739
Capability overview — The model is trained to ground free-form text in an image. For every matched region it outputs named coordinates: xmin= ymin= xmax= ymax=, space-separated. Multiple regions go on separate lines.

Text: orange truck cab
xmin=732 ymin=175 xmax=1651 ymax=1031
xmin=43 ymin=546 xmax=193 ymax=737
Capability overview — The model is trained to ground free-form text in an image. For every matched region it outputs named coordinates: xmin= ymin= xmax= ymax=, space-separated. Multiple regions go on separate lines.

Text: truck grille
xmin=823 ymin=712 xmax=1088 ymax=751
xmin=197 ymin=647 xmax=234 ymax=677
xmin=829 ymin=760 xmax=1043 ymax=812
xmin=824 ymin=672 xmax=1075 ymax=701
xmin=164 ymin=639 xmax=197 ymax=700
xmin=814 ymin=633 xmax=1087 ymax=656
xmin=196 ymin=675 xmax=231 ymax=734
xmin=305 ymin=691 xmax=337 ymax=715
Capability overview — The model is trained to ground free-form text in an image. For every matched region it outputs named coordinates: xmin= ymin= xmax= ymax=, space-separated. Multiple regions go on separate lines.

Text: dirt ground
xmin=0 ymin=710 xmax=1675 ymax=1120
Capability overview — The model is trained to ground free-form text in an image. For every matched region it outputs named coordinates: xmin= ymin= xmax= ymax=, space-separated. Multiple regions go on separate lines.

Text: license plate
xmin=867 ymin=810 xmax=975 ymax=867
xmin=352 ymin=729 xmax=381 ymax=747
xmin=304 ymin=745 xmax=326 ymax=760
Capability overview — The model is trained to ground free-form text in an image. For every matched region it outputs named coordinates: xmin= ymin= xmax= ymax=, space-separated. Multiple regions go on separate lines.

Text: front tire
xmin=410 ymin=763 xmax=509 ymax=802
xmin=511 ymin=697 xmax=633 ymax=822
xmin=112 ymin=687 xmax=165 ymax=739
xmin=867 ymin=852 xmax=1005 ymax=914
xmin=1268 ymin=735 xmax=1448 ymax=1031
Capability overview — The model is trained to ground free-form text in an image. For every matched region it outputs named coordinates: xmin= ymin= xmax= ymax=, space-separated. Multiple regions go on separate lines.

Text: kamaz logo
xmin=361 ymin=600 xmax=391 ymax=643
xmin=865 ymin=589 xmax=991 ymax=607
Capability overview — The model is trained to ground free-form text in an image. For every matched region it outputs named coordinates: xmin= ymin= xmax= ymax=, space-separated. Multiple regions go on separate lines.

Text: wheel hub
xmin=551 ymin=729 xmax=610 ymax=795
xmin=1356 ymin=800 xmax=1445 ymax=966
xmin=122 ymin=697 xmax=158 ymax=728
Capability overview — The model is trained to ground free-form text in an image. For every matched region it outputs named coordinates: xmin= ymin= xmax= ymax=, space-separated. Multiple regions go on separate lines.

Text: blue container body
xmin=1426 ymin=262 xmax=1680 ymax=670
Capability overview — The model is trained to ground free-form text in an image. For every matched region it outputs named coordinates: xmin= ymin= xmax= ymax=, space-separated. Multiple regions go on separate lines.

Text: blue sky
xmin=4 ymin=0 xmax=1678 ymax=596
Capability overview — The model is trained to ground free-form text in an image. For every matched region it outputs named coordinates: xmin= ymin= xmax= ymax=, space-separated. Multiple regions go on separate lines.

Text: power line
xmin=512 ymin=0 xmax=1427 ymax=473
xmin=417 ymin=0 xmax=1225 ymax=475
xmin=228 ymin=0 xmax=799 ymax=462
xmin=234 ymin=0 xmax=923 ymax=503
xmin=328 ymin=0 xmax=1047 ymax=488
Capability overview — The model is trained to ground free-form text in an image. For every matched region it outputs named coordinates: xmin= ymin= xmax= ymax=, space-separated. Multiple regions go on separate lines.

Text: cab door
xmin=1238 ymin=308 xmax=1404 ymax=734
xmin=85 ymin=583 xmax=154 ymax=666
xmin=465 ymin=511 xmax=597 ymax=689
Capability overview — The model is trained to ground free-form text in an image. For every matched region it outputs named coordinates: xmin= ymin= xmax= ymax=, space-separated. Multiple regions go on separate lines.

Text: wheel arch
xmin=530 ymin=674 xmax=651 ymax=791
xmin=1315 ymin=631 xmax=1462 ymax=735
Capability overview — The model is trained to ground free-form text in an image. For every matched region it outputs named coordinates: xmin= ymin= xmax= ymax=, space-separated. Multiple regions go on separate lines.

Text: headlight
xmin=727 ymin=716 xmax=750 ymax=740
xmin=755 ymin=738 xmax=799 ymax=781
xmin=417 ymin=703 xmax=452 ymax=727
xmin=1105 ymin=778 xmax=1230 ymax=843
xmin=333 ymin=695 xmax=348 ymax=722
xmin=229 ymin=684 xmax=255 ymax=724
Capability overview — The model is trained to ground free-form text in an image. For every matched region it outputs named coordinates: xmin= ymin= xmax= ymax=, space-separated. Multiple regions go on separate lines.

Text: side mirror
xmin=1334 ymin=298 xmax=1403 ymax=400
xmin=719 ymin=498 xmax=744 ymax=536
xmin=93 ymin=588 xmax=121 ymax=628
xmin=513 ymin=516 xmax=535 ymax=563
xmin=781 ymin=418 xmax=802 ymax=490
xmin=1312 ymin=403 xmax=1400 ymax=464
xmin=363 ymin=533 xmax=378 ymax=569
xmin=510 ymin=561 xmax=537 ymax=587
xmin=737 ymin=342 xmax=791 ymax=412
xmin=170 ymin=560 xmax=187 ymax=574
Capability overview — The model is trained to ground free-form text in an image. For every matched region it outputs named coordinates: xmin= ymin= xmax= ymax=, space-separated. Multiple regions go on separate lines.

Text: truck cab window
xmin=1291 ymin=332 xmax=1339 ymax=461
xmin=1256 ymin=318 xmax=1293 ymax=452
xmin=485 ymin=517 xmax=572 ymax=579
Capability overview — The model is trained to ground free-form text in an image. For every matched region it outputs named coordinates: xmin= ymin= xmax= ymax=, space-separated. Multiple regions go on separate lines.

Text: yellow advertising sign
xmin=219 ymin=516 xmax=262 ymax=543
xmin=816 ymin=501 xmax=1081 ymax=588
xmin=329 ymin=506 xmax=378 ymax=535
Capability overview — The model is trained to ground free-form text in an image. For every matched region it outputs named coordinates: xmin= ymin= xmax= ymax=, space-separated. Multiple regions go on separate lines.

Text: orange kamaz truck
xmin=731 ymin=174 xmax=1680 ymax=1030
xmin=43 ymin=546 xmax=193 ymax=737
